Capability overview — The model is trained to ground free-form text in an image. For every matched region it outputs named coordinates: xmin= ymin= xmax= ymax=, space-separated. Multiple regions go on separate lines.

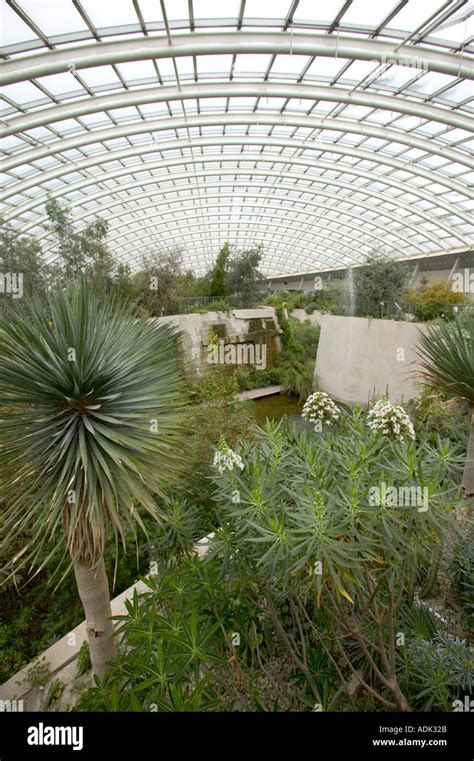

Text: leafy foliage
xmin=407 ymin=388 xmax=469 ymax=450
xmin=209 ymin=242 xmax=230 ymax=299
xmin=0 ymin=516 xmax=153 ymax=683
xmin=43 ymin=679 xmax=64 ymax=710
xmin=82 ymin=559 xmax=225 ymax=712
xmin=224 ymin=246 xmax=264 ymax=308
xmin=208 ymin=415 xmax=459 ymax=709
xmin=46 ymin=198 xmax=114 ymax=288
xmin=273 ymin=309 xmax=319 ymax=400
xmin=27 ymin=657 xmax=51 ymax=688
xmin=76 ymin=641 xmax=92 ymax=677
xmin=409 ymin=281 xmax=469 ymax=322
xmin=0 ymin=219 xmax=51 ymax=301
xmin=354 ymin=253 xmax=410 ymax=318
xmin=451 ymin=538 xmax=474 ymax=627
xmin=132 ymin=248 xmax=184 ymax=316
xmin=416 ymin=309 xmax=474 ymax=495
xmin=399 ymin=632 xmax=473 ymax=711
xmin=416 ymin=310 xmax=474 ymax=405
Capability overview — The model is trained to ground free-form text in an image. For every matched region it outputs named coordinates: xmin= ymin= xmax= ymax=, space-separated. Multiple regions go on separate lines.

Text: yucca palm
xmin=416 ymin=309 xmax=474 ymax=500
xmin=0 ymin=280 xmax=186 ymax=677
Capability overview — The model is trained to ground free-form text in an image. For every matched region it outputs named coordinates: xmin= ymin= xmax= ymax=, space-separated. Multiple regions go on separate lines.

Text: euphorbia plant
xmin=208 ymin=416 xmax=458 ymax=710
xmin=0 ymin=280 xmax=186 ymax=678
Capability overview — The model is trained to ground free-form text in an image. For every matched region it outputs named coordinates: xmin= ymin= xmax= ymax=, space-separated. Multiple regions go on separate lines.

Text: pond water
xmin=251 ymin=393 xmax=303 ymax=424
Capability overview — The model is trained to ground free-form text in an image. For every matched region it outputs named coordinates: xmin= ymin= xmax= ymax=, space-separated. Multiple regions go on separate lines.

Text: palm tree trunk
xmin=73 ymin=557 xmax=116 ymax=679
xmin=461 ymin=404 xmax=474 ymax=503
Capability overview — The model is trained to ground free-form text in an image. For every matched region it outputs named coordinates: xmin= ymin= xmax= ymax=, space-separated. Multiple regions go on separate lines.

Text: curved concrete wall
xmin=315 ymin=315 xmax=429 ymax=406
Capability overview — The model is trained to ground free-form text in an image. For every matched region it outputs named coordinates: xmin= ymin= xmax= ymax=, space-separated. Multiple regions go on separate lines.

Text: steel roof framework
xmin=1 ymin=0 xmax=473 ymax=276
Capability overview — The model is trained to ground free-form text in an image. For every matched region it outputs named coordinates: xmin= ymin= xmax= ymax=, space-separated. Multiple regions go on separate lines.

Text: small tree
xmin=225 ymin=246 xmax=264 ymax=308
xmin=209 ymin=242 xmax=231 ymax=299
xmin=0 ymin=280 xmax=186 ymax=677
xmin=133 ymin=247 xmax=183 ymax=316
xmin=0 ymin=218 xmax=52 ymax=301
xmin=354 ymin=253 xmax=409 ymax=317
xmin=113 ymin=263 xmax=136 ymax=305
xmin=46 ymin=198 xmax=114 ymax=289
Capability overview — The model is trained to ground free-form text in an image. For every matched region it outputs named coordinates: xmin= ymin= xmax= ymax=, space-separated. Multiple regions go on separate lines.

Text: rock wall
xmin=152 ymin=307 xmax=282 ymax=373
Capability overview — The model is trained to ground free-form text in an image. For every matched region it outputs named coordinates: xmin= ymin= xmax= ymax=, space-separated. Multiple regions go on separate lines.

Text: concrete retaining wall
xmin=315 ymin=315 xmax=429 ymax=406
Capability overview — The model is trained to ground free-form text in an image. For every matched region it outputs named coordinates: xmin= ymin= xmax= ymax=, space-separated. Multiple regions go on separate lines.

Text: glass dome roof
xmin=1 ymin=0 xmax=473 ymax=275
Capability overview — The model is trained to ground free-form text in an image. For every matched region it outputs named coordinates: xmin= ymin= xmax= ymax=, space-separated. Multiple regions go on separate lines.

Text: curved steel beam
xmin=2 ymin=32 xmax=472 ymax=85
xmin=98 ymin=215 xmax=372 ymax=263
xmin=4 ymin=114 xmax=471 ymax=174
xmin=7 ymin=152 xmax=471 ymax=230
xmin=39 ymin=206 xmax=398 ymax=263
xmin=35 ymin=191 xmax=428 ymax=256
xmin=5 ymin=135 xmax=471 ymax=202
xmin=41 ymin=216 xmax=356 ymax=272
xmin=108 ymin=226 xmax=366 ymax=270
xmin=25 ymin=169 xmax=453 ymax=251
xmin=2 ymin=81 xmax=473 ymax=138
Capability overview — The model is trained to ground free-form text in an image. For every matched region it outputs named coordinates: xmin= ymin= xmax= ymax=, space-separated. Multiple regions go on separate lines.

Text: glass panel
xmin=244 ymin=0 xmax=292 ymax=20
xmin=17 ymin=0 xmax=87 ymax=36
xmin=292 ymin=0 xmax=340 ymax=24
xmin=342 ymin=0 xmax=400 ymax=28
xmin=193 ymin=0 xmax=240 ymax=18
xmin=80 ymin=0 xmax=138 ymax=28
xmin=390 ymin=0 xmax=448 ymax=33
xmin=1 ymin=80 xmax=43 ymax=105
xmin=1 ymin=2 xmax=40 ymax=44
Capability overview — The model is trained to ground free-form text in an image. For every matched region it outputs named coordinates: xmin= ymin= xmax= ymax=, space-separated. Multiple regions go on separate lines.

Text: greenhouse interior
xmin=0 ymin=0 xmax=474 ymax=737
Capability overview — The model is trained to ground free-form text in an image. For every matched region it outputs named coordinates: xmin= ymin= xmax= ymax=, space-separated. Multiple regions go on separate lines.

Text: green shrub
xmin=313 ymin=280 xmax=347 ymax=315
xmin=209 ymin=300 xmax=232 ymax=312
xmin=407 ymin=388 xmax=469 ymax=451
xmin=76 ymin=641 xmax=91 ymax=677
xmin=399 ymin=632 xmax=473 ymax=711
xmin=27 ymin=656 xmax=51 ymax=688
xmin=85 ymin=559 xmax=225 ymax=711
xmin=209 ymin=415 xmax=459 ymax=710
xmin=43 ymin=679 xmax=64 ymax=710
xmin=451 ymin=538 xmax=474 ymax=627
xmin=409 ymin=281 xmax=469 ymax=322
xmin=290 ymin=318 xmax=320 ymax=361
xmin=280 ymin=360 xmax=315 ymax=401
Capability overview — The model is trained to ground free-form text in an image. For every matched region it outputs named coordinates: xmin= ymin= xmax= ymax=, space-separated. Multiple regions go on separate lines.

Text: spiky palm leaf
xmin=0 ymin=279 xmax=187 ymax=580
xmin=416 ymin=309 xmax=474 ymax=498
xmin=416 ymin=310 xmax=474 ymax=404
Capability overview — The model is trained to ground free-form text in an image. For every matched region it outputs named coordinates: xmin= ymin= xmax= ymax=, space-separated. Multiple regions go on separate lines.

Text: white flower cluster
xmin=213 ymin=438 xmax=244 ymax=474
xmin=301 ymin=391 xmax=340 ymax=426
xmin=367 ymin=398 xmax=415 ymax=441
